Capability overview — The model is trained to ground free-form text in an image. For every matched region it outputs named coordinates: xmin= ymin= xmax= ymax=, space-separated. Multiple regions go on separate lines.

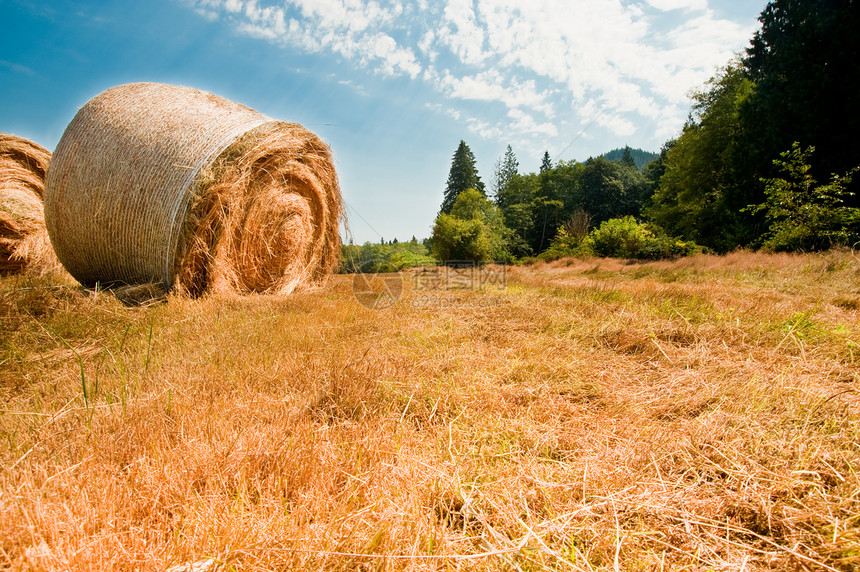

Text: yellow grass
xmin=1 ymin=250 xmax=859 ymax=570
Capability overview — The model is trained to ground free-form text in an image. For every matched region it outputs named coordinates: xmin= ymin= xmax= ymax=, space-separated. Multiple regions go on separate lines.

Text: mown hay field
xmin=1 ymin=251 xmax=859 ymax=571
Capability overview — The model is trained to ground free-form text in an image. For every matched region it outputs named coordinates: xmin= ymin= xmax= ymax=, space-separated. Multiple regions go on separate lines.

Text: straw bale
xmin=44 ymin=83 xmax=342 ymax=296
xmin=0 ymin=133 xmax=65 ymax=275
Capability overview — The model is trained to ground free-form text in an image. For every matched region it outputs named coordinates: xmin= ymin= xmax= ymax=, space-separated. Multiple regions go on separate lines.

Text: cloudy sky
xmin=1 ymin=0 xmax=765 ymax=243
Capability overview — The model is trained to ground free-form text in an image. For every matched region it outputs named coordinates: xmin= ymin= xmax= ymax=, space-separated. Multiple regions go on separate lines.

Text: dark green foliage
xmin=645 ymin=63 xmax=757 ymax=251
xmin=742 ymin=0 xmax=860 ymax=204
xmin=341 ymin=237 xmax=435 ymax=273
xmin=529 ymin=196 xmax=566 ymax=254
xmin=431 ymin=189 xmax=512 ymax=263
xmin=496 ymin=173 xmax=539 ymax=256
xmin=643 ymin=141 xmax=674 ymax=194
xmin=580 ymin=157 xmax=649 ymax=225
xmin=539 ymin=216 xmax=702 ymax=261
xmin=540 ymin=151 xmax=552 ymax=173
xmin=641 ymin=1 xmax=860 ymax=252
xmin=602 ymin=147 xmax=659 ymax=170
xmin=748 ymin=142 xmax=860 ymax=251
xmin=441 ymin=141 xmax=485 ymax=214
xmin=551 ymin=160 xmax=587 ymax=215
xmin=496 ymin=155 xmax=648 ymax=257
xmin=496 ymin=164 xmax=572 ymax=255
xmin=495 ymin=199 xmax=535 ymax=257
xmin=620 ymin=146 xmax=636 ymax=169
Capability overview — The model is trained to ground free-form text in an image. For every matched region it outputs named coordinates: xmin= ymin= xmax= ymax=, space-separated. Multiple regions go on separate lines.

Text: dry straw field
xmin=1 ymin=251 xmax=859 ymax=571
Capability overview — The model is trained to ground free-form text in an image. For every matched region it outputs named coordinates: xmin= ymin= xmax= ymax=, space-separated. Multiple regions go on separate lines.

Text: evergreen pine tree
xmin=540 ymin=151 xmax=552 ymax=173
xmin=492 ymin=144 xmax=519 ymax=199
xmin=742 ymin=0 xmax=860 ymax=204
xmin=441 ymin=140 xmax=484 ymax=214
xmin=620 ymin=146 xmax=636 ymax=169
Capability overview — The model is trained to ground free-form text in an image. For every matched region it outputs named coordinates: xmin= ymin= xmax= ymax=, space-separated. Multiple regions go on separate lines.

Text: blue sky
xmin=1 ymin=0 xmax=764 ymax=243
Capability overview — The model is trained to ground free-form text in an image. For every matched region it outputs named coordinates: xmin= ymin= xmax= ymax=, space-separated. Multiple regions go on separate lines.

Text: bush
xmin=431 ymin=189 xmax=513 ymax=263
xmin=540 ymin=216 xmax=703 ymax=261
xmin=431 ymin=214 xmax=496 ymax=262
xmin=749 ymin=143 xmax=860 ymax=252
xmin=586 ymin=216 xmax=650 ymax=258
xmin=538 ymin=228 xmax=590 ymax=261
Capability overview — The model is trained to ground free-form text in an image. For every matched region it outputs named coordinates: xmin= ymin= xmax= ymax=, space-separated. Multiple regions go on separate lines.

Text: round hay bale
xmin=0 ymin=133 xmax=65 ymax=275
xmin=44 ymin=83 xmax=343 ymax=296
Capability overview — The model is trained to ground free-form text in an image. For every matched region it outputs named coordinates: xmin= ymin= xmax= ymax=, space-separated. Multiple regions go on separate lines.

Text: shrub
xmin=538 ymin=228 xmax=591 ymax=261
xmin=431 ymin=189 xmax=513 ymax=263
xmin=749 ymin=143 xmax=860 ymax=252
xmin=587 ymin=216 xmax=650 ymax=258
xmin=540 ymin=216 xmax=703 ymax=261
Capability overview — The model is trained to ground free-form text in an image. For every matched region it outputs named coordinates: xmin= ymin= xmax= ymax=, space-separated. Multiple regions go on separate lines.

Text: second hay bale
xmin=44 ymin=82 xmax=342 ymax=296
xmin=0 ymin=133 xmax=64 ymax=275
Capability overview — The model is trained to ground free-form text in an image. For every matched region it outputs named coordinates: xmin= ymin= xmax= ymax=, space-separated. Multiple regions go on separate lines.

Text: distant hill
xmin=600 ymin=147 xmax=659 ymax=170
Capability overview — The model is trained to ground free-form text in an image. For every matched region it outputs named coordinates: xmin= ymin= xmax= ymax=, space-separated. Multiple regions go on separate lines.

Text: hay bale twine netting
xmin=0 ymin=133 xmax=65 ymax=274
xmin=44 ymin=82 xmax=343 ymax=296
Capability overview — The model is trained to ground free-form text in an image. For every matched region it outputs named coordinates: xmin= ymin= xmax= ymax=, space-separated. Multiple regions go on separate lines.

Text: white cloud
xmin=368 ymin=33 xmax=421 ymax=77
xmin=507 ymin=108 xmax=557 ymax=138
xmin=645 ymin=0 xmax=707 ymax=11
xmin=433 ymin=69 xmax=553 ymax=115
xmin=417 ymin=29 xmax=437 ymax=61
xmin=0 ymin=59 xmax=37 ymax=77
xmin=596 ymin=113 xmax=636 ymax=137
xmin=436 ymin=0 xmax=487 ymax=65
xmin=183 ymin=0 xmax=757 ymax=151
xmin=187 ymin=0 xmax=420 ymax=79
xmin=194 ymin=8 xmax=219 ymax=21
xmin=465 ymin=117 xmax=503 ymax=140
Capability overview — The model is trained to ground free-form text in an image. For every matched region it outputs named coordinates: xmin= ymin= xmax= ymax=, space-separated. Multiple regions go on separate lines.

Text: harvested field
xmin=0 ymin=250 xmax=859 ymax=570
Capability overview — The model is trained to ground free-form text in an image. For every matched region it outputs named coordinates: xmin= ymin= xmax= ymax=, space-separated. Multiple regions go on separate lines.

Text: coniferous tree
xmin=602 ymin=147 xmax=659 ymax=169
xmin=620 ymin=146 xmax=636 ymax=169
xmin=441 ymin=140 xmax=484 ymax=214
xmin=492 ymin=144 xmax=519 ymax=199
xmin=741 ymin=0 xmax=860 ymax=205
xmin=540 ymin=151 xmax=552 ymax=173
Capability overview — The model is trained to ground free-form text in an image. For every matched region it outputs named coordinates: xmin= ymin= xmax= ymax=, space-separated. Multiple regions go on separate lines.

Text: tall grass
xmin=0 ymin=250 xmax=859 ymax=570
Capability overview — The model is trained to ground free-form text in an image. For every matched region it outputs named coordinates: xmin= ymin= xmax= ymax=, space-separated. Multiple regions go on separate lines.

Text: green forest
xmin=344 ymin=0 xmax=860 ymax=271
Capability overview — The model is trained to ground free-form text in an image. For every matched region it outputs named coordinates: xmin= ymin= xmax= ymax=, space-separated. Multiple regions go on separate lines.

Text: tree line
xmin=428 ymin=0 xmax=860 ymax=263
